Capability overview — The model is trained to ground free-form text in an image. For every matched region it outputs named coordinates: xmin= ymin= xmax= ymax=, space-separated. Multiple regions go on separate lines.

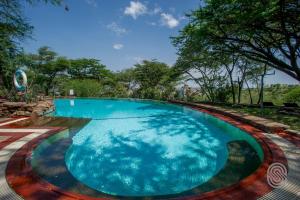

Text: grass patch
xmin=220 ymin=106 xmax=300 ymax=131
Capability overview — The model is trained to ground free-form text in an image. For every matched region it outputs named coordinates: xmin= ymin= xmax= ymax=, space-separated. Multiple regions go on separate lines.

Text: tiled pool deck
xmin=0 ymin=102 xmax=299 ymax=200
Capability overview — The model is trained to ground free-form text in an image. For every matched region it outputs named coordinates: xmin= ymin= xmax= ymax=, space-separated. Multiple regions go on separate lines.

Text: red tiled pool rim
xmin=5 ymin=103 xmax=290 ymax=200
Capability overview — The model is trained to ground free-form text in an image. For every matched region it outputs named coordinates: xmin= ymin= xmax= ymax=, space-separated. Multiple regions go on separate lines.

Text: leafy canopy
xmin=0 ymin=0 xmax=62 ymax=89
xmin=173 ymin=0 xmax=300 ymax=81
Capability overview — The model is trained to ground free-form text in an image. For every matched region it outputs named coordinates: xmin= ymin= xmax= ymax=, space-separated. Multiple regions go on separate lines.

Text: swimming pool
xmin=31 ymin=99 xmax=263 ymax=198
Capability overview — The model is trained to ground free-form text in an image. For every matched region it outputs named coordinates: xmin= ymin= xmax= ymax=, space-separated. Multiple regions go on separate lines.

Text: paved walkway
xmin=0 ymin=107 xmax=300 ymax=199
xmin=0 ymin=118 xmax=10 ymax=122
xmin=0 ymin=118 xmax=51 ymax=200
xmin=169 ymin=100 xmax=299 ymax=134
xmin=259 ymin=133 xmax=300 ymax=199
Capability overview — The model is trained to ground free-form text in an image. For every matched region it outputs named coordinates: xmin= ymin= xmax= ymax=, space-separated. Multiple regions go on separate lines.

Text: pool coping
xmin=169 ymin=102 xmax=288 ymax=199
xmin=2 ymin=102 xmax=295 ymax=200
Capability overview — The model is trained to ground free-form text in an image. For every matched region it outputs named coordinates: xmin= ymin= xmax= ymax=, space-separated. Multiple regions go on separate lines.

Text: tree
xmin=132 ymin=60 xmax=178 ymax=100
xmin=174 ymin=0 xmax=300 ymax=81
xmin=174 ymin=48 xmax=231 ymax=103
xmin=68 ymin=58 xmax=110 ymax=81
xmin=0 ymin=0 xmax=62 ymax=89
xmin=27 ymin=46 xmax=70 ymax=95
xmin=116 ymin=69 xmax=137 ymax=93
xmin=284 ymin=86 xmax=300 ymax=103
xmin=0 ymin=0 xmax=31 ymax=88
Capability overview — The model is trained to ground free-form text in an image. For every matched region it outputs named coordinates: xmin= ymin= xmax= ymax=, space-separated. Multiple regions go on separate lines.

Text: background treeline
xmin=0 ymin=0 xmax=299 ymax=105
xmin=0 ymin=46 xmax=180 ymax=101
xmin=171 ymin=0 xmax=300 ymax=104
xmin=1 ymin=45 xmax=299 ymax=105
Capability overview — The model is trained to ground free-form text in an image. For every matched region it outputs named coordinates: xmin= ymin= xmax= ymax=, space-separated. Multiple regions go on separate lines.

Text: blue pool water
xmin=52 ymin=99 xmax=262 ymax=196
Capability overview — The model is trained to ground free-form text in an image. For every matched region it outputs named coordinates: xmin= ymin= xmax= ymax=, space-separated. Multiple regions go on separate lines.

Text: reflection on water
xmin=31 ymin=99 xmax=263 ymax=198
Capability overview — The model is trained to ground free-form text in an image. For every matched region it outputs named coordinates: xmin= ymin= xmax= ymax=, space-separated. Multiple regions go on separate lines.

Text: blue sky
xmin=22 ymin=0 xmax=299 ymax=85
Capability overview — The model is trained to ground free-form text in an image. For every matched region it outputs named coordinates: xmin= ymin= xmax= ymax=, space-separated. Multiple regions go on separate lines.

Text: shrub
xmin=284 ymin=87 xmax=300 ymax=103
xmin=62 ymin=79 xmax=102 ymax=97
xmin=0 ymin=87 xmax=7 ymax=98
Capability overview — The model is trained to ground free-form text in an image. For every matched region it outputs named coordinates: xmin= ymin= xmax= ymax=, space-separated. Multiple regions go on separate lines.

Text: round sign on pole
xmin=14 ymin=69 xmax=28 ymax=91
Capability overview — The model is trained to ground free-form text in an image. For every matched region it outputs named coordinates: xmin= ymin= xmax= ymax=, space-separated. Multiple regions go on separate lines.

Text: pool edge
xmin=5 ymin=101 xmax=290 ymax=200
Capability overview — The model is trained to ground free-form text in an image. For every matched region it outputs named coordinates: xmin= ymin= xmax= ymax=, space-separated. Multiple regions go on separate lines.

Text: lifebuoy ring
xmin=14 ymin=69 xmax=27 ymax=91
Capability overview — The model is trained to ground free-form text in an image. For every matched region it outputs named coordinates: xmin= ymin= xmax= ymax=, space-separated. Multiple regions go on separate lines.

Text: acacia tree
xmin=175 ymin=48 xmax=230 ymax=102
xmin=132 ymin=60 xmax=179 ymax=100
xmin=223 ymin=54 xmax=238 ymax=104
xmin=116 ymin=69 xmax=138 ymax=96
xmin=174 ymin=0 xmax=300 ymax=81
xmin=231 ymin=58 xmax=258 ymax=104
xmin=68 ymin=58 xmax=110 ymax=81
xmin=26 ymin=46 xmax=69 ymax=95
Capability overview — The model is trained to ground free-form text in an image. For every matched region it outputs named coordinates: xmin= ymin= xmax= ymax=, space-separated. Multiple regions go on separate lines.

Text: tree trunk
xmin=256 ymin=80 xmax=261 ymax=104
xmin=245 ymin=80 xmax=253 ymax=104
xmin=0 ymin=74 xmax=4 ymax=88
xmin=225 ymin=65 xmax=236 ymax=104
xmin=0 ymin=66 xmax=8 ymax=90
xmin=237 ymin=81 xmax=243 ymax=104
xmin=237 ymin=75 xmax=246 ymax=104
xmin=257 ymin=80 xmax=263 ymax=105
xmin=186 ymin=71 xmax=212 ymax=102
xmin=258 ymin=65 xmax=267 ymax=106
xmin=230 ymin=77 xmax=236 ymax=104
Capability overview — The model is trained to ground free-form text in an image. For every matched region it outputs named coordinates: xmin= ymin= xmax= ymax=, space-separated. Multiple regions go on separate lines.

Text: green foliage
xmin=59 ymin=78 xmax=130 ymax=98
xmin=132 ymin=60 xmax=179 ymax=100
xmin=68 ymin=59 xmax=109 ymax=80
xmin=221 ymin=106 xmax=300 ymax=131
xmin=284 ymin=87 xmax=300 ymax=103
xmin=26 ymin=0 xmax=62 ymax=5
xmin=174 ymin=46 xmax=233 ymax=103
xmin=214 ymin=85 xmax=232 ymax=103
xmin=134 ymin=60 xmax=169 ymax=88
xmin=230 ymin=84 xmax=300 ymax=105
xmin=115 ymin=69 xmax=137 ymax=93
xmin=0 ymin=87 xmax=8 ymax=98
xmin=172 ymin=0 xmax=300 ymax=104
xmin=1 ymin=0 xmax=297 ymax=108
xmin=61 ymin=79 xmax=102 ymax=97
xmin=25 ymin=46 xmax=70 ymax=95
xmin=0 ymin=0 xmax=62 ymax=89
xmin=16 ymin=47 xmax=179 ymax=100
xmin=102 ymin=83 xmax=129 ymax=98
xmin=173 ymin=0 xmax=300 ymax=81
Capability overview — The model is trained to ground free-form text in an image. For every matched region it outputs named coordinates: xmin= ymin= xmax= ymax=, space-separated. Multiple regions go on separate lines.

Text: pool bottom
xmin=7 ymin=105 xmax=289 ymax=200
xmin=30 ymin=125 xmax=261 ymax=199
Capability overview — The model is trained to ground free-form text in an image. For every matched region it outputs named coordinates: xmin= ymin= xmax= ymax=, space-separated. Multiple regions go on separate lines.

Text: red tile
xmin=5 ymin=104 xmax=290 ymax=200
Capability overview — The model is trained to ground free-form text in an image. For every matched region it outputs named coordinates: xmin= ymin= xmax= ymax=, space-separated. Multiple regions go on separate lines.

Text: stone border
xmin=0 ymin=100 xmax=54 ymax=117
xmin=169 ymin=100 xmax=290 ymax=133
xmin=169 ymin=100 xmax=300 ymax=148
xmin=4 ymin=105 xmax=290 ymax=200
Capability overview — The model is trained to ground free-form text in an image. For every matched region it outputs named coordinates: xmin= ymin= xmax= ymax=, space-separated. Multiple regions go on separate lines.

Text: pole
xmin=260 ymin=74 xmax=264 ymax=110
xmin=259 ymin=66 xmax=275 ymax=114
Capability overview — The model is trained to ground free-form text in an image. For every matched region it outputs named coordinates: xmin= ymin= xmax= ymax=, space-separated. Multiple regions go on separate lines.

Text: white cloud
xmin=113 ymin=44 xmax=124 ymax=50
xmin=152 ymin=7 xmax=162 ymax=15
xmin=160 ymin=13 xmax=179 ymax=28
xmin=124 ymin=1 xmax=147 ymax=19
xmin=107 ymin=22 xmax=127 ymax=36
xmin=85 ymin=0 xmax=97 ymax=7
